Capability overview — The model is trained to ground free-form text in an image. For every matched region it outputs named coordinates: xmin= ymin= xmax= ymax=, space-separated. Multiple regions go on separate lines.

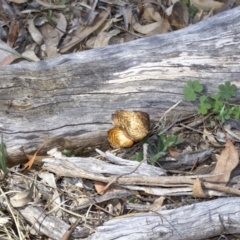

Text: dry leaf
xmin=170 ymin=1 xmax=189 ymax=29
xmin=94 ymin=29 xmax=120 ymax=48
xmin=141 ymin=3 xmax=162 ymax=22
xmin=207 ymin=139 xmax=239 ymax=185
xmin=168 ymin=147 xmax=180 ymax=157
xmin=146 ymin=17 xmax=172 ymax=36
xmin=21 ymin=144 xmax=45 ymax=171
xmin=95 ymin=181 xmax=112 ymax=195
xmin=190 ymin=0 xmax=224 ymax=11
xmin=39 ymin=13 xmax=66 ymax=58
xmin=0 ymin=55 xmax=21 ymax=65
xmin=60 ymin=7 xmax=111 ymax=53
xmin=38 ymin=172 xmax=62 ymax=216
xmin=202 ymin=126 xmax=222 ymax=147
xmin=8 ymin=0 xmax=27 ymax=3
xmin=40 ymin=23 xmax=60 ymax=58
xmin=120 ymin=5 xmax=132 ymax=30
xmin=193 ymin=177 xmax=207 ymax=198
xmin=28 ymin=19 xmax=43 ymax=45
xmin=100 ymin=0 xmax=126 ymax=6
xmin=38 ymin=171 xmax=57 ymax=188
xmin=10 ymin=183 xmax=34 ymax=207
xmin=149 ymin=196 xmax=165 ymax=211
xmin=106 ymin=199 xmax=122 ymax=216
xmin=35 ymin=0 xmax=66 ymax=9
xmin=22 ymin=50 xmax=40 ymax=61
xmin=85 ymin=36 xmax=97 ymax=48
xmin=133 ymin=21 xmax=162 ymax=35
xmin=214 ymin=0 xmax=235 ymax=14
xmin=7 ymin=19 xmax=19 ymax=47
xmin=97 ymin=18 xmax=121 ymax=33
xmin=25 ymin=154 xmax=45 ymax=164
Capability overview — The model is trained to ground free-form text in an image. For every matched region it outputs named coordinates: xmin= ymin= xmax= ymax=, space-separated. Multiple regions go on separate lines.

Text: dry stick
xmin=113 ymin=25 xmax=143 ymax=38
xmin=158 ymin=113 xmax=199 ymax=136
xmin=94 ymin=204 xmax=117 ymax=217
xmin=56 ymin=204 xmax=98 ymax=221
xmin=190 ymin=158 xmax=199 ymax=172
xmin=20 ymin=143 xmax=46 ymax=171
xmin=224 ymin=125 xmax=240 ymax=141
xmin=61 ymin=218 xmax=81 ymax=240
xmin=48 ymin=158 xmax=225 ymax=186
xmin=153 ymin=100 xmax=182 ymax=131
xmin=86 ymin=0 xmax=98 ymax=25
xmin=179 ymin=123 xmax=207 ymax=134
xmin=203 ymin=182 xmax=240 ymax=196
xmin=100 ymin=143 xmax=149 ymax=194
xmin=173 ymin=113 xmax=213 ymax=134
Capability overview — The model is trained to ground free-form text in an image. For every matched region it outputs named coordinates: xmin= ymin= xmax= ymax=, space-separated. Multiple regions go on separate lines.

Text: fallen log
xmin=1 ymin=7 xmax=240 ymax=164
xmin=20 ymin=205 xmax=90 ymax=239
xmin=88 ymin=197 xmax=240 ymax=240
xmin=19 ymin=197 xmax=240 ymax=239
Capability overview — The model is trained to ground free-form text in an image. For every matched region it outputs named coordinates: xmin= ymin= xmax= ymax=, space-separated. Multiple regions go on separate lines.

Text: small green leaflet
xmin=218 ymin=81 xmax=237 ymax=100
xmin=184 ymin=80 xmax=203 ymax=101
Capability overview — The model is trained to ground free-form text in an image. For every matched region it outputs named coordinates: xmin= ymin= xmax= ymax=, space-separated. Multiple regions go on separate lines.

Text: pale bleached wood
xmin=88 ymin=197 xmax=240 ymax=240
xmin=42 ymin=155 xmax=238 ymax=197
xmin=20 ymin=205 xmax=90 ymax=239
xmin=1 ymin=7 xmax=240 ymax=163
xmin=43 ymin=151 xmax=165 ymax=177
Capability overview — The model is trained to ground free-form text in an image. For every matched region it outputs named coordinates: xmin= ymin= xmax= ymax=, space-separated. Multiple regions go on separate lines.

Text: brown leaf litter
xmin=1 ymin=0 xmax=239 ymax=63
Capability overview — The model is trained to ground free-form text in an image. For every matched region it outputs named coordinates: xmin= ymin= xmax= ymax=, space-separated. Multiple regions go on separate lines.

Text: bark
xmin=89 ymin=197 xmax=240 ymax=240
xmin=20 ymin=205 xmax=90 ymax=239
xmin=1 ymin=7 xmax=240 ymax=163
xmin=42 ymin=151 xmax=240 ymax=198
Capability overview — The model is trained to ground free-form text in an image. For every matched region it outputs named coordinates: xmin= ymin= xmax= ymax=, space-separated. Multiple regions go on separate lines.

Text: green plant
xmin=183 ymin=80 xmax=239 ymax=122
xmin=131 ymin=134 xmax=183 ymax=165
xmin=127 ymin=196 xmax=136 ymax=203
xmin=188 ymin=5 xmax=198 ymax=17
xmin=180 ymin=0 xmax=198 ymax=17
xmin=0 ymin=135 xmax=7 ymax=173
xmin=62 ymin=149 xmax=75 ymax=157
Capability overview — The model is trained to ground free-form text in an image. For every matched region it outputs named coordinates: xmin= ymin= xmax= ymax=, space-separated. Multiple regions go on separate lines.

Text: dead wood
xmin=42 ymin=151 xmax=240 ymax=197
xmin=20 ymin=205 xmax=90 ymax=239
xmin=73 ymin=190 xmax=133 ymax=210
xmin=1 ymin=7 xmax=240 ymax=163
xmin=89 ymin=197 xmax=240 ymax=240
xmin=20 ymin=196 xmax=240 ymax=239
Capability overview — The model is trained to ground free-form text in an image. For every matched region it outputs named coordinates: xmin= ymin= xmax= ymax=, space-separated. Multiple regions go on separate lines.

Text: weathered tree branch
xmin=89 ymin=197 xmax=240 ymax=240
xmin=1 ymin=7 xmax=240 ymax=163
xmin=20 ymin=205 xmax=90 ymax=239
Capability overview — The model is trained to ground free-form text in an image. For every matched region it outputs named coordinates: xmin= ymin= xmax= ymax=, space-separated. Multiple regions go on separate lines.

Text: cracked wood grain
xmin=89 ymin=197 xmax=240 ymax=240
xmin=1 ymin=7 xmax=240 ymax=163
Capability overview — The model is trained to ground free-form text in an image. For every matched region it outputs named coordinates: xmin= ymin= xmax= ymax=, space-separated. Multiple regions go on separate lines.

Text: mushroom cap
xmin=111 ymin=110 xmax=150 ymax=142
xmin=107 ymin=127 xmax=134 ymax=148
